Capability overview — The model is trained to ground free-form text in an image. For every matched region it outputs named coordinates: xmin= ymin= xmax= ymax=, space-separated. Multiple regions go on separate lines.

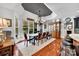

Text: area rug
xmin=60 ymin=45 xmax=76 ymax=56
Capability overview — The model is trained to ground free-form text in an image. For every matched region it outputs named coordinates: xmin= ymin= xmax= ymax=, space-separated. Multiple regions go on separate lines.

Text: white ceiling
xmin=46 ymin=3 xmax=79 ymax=18
xmin=0 ymin=3 xmax=25 ymax=15
xmin=0 ymin=3 xmax=79 ymax=21
xmin=1 ymin=3 xmax=78 ymax=19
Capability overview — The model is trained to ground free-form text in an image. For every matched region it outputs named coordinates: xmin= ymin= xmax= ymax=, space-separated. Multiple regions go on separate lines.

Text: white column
xmin=72 ymin=17 xmax=74 ymax=34
xmin=13 ymin=16 xmax=16 ymax=40
xmin=42 ymin=24 xmax=44 ymax=32
xmin=18 ymin=15 xmax=23 ymax=38
xmin=28 ymin=20 xmax=29 ymax=34
xmin=47 ymin=23 xmax=49 ymax=32
xmin=48 ymin=25 xmax=50 ymax=32
xmin=37 ymin=24 xmax=39 ymax=32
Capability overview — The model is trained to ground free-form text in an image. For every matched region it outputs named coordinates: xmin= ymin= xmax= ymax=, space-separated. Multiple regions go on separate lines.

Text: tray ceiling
xmin=21 ymin=3 xmax=52 ymax=17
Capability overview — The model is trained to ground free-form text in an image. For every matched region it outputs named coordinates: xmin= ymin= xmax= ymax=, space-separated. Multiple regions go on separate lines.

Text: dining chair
xmin=43 ymin=32 xmax=46 ymax=38
xmin=44 ymin=32 xmax=47 ymax=38
xmin=41 ymin=32 xmax=46 ymax=42
xmin=46 ymin=32 xmax=49 ymax=39
xmin=24 ymin=33 xmax=33 ymax=47
xmin=48 ymin=32 xmax=52 ymax=39
xmin=41 ymin=33 xmax=44 ymax=42
xmin=36 ymin=33 xmax=43 ymax=46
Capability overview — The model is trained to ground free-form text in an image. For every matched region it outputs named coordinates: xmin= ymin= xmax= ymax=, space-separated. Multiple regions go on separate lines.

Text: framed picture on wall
xmin=0 ymin=18 xmax=12 ymax=27
xmin=6 ymin=19 xmax=12 ymax=27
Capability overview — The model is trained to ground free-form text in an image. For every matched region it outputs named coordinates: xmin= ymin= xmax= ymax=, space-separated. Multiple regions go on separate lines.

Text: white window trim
xmin=33 ymin=21 xmax=34 ymax=33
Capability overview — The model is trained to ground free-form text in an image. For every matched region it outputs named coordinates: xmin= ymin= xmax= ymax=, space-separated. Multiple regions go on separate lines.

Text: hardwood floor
xmin=32 ymin=39 xmax=61 ymax=56
xmin=14 ymin=38 xmax=61 ymax=56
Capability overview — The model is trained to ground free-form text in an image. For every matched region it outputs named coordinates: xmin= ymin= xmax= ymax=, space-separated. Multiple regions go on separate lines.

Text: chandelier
xmin=37 ymin=10 xmax=43 ymax=25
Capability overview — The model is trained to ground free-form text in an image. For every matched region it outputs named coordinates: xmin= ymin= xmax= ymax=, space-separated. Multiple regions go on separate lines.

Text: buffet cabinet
xmin=0 ymin=45 xmax=14 ymax=56
xmin=0 ymin=39 xmax=14 ymax=56
xmin=32 ymin=39 xmax=61 ymax=56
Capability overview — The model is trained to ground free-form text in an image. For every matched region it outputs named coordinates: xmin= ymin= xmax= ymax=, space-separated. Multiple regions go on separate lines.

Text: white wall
xmin=0 ymin=7 xmax=15 ymax=38
xmin=43 ymin=23 xmax=49 ymax=32
xmin=18 ymin=10 xmax=38 ymax=35
xmin=60 ymin=18 xmax=66 ymax=38
xmin=0 ymin=4 xmax=39 ymax=39
xmin=42 ymin=12 xmax=57 ymax=20
xmin=0 ymin=7 xmax=24 ymax=39
xmin=0 ymin=7 xmax=14 ymax=19
xmin=41 ymin=16 xmax=75 ymax=39
xmin=60 ymin=17 xmax=74 ymax=39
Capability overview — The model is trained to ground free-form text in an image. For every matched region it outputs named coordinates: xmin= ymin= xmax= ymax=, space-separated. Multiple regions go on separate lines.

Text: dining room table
xmin=28 ymin=33 xmax=38 ymax=45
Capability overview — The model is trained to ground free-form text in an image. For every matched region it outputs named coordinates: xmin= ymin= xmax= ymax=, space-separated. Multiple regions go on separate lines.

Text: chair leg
xmin=24 ymin=41 xmax=28 ymax=47
xmin=38 ymin=40 xmax=39 ymax=46
xmin=33 ymin=39 xmax=35 ymax=45
xmin=41 ymin=39 xmax=43 ymax=44
xmin=24 ymin=41 xmax=26 ymax=45
xmin=26 ymin=41 xmax=28 ymax=47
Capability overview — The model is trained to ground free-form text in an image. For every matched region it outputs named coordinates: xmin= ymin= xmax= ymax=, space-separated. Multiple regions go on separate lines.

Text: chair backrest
xmin=24 ymin=33 xmax=27 ymax=40
xmin=47 ymin=32 xmax=49 ymax=36
xmin=38 ymin=33 xmax=41 ymax=37
xmin=43 ymin=32 xmax=46 ymax=37
xmin=44 ymin=32 xmax=46 ymax=37
xmin=43 ymin=32 xmax=45 ymax=36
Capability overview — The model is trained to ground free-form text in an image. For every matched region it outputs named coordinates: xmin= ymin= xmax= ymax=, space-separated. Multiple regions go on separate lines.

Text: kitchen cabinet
xmin=0 ymin=46 xmax=13 ymax=56
xmin=52 ymin=20 xmax=61 ymax=39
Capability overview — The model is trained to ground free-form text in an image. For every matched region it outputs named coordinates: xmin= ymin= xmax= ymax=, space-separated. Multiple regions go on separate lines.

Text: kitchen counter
xmin=69 ymin=34 xmax=79 ymax=56
xmin=69 ymin=34 xmax=79 ymax=46
xmin=69 ymin=34 xmax=79 ymax=42
xmin=16 ymin=38 xmax=55 ymax=56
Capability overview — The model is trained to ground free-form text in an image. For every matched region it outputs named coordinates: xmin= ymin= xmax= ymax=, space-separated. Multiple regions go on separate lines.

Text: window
xmin=29 ymin=21 xmax=33 ymax=34
xmin=22 ymin=18 xmax=37 ymax=34
xmin=23 ymin=19 xmax=28 ymax=33
xmin=34 ymin=23 xmax=37 ymax=33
